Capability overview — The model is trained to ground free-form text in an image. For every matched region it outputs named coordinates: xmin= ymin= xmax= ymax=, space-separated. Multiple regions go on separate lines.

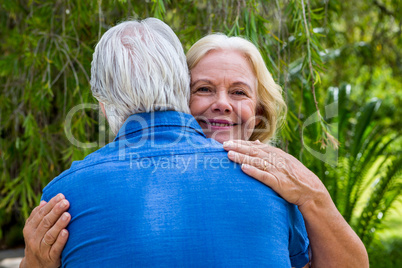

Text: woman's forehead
xmin=191 ymin=50 xmax=257 ymax=88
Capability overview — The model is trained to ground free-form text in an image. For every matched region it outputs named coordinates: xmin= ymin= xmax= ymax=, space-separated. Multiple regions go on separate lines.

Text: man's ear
xmin=99 ymin=102 xmax=107 ymax=119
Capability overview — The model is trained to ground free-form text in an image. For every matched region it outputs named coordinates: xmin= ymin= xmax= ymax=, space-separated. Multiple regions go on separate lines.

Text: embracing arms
xmin=223 ymin=140 xmax=369 ymax=268
xmin=21 ymin=140 xmax=368 ymax=268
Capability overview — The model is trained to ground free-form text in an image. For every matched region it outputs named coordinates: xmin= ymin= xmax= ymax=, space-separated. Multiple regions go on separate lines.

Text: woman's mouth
xmin=200 ymin=119 xmax=238 ymax=129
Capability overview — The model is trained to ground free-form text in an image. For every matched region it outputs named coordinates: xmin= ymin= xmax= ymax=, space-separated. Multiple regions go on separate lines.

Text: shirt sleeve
xmin=288 ymin=203 xmax=310 ymax=268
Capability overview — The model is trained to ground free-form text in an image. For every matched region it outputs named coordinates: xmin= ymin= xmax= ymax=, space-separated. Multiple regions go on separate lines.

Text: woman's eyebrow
xmin=191 ymin=80 xmax=252 ymax=90
xmin=231 ymin=82 xmax=253 ymax=91
xmin=190 ymin=79 xmax=214 ymax=87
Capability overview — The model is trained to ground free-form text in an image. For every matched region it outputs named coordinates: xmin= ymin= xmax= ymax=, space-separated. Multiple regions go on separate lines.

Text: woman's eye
xmin=196 ymin=87 xmax=211 ymax=93
xmin=233 ymin=90 xmax=247 ymax=96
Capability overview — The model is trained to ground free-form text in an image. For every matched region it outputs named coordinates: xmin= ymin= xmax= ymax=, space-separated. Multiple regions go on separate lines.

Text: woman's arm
xmin=223 ymin=140 xmax=369 ymax=268
xmin=20 ymin=194 xmax=71 ymax=268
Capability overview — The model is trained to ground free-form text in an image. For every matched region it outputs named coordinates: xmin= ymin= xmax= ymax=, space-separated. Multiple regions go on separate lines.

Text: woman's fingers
xmin=23 ymin=194 xmax=65 ymax=244
xmin=223 ymin=139 xmax=281 ymax=156
xmin=223 ymin=140 xmax=265 ymax=157
xmin=49 ymin=229 xmax=69 ymax=264
xmin=240 ymin=164 xmax=279 ymax=191
xmin=227 ymin=151 xmax=282 ymax=191
xmin=41 ymin=210 xmax=71 ymax=248
xmin=227 ymin=146 xmax=287 ymax=172
xmin=25 ymin=201 xmax=46 ymax=226
xmin=22 ymin=194 xmax=70 ymax=268
xmin=227 ymin=150 xmax=273 ymax=171
xmin=23 ymin=202 xmax=47 ymax=243
xmin=36 ymin=199 xmax=70 ymax=240
xmin=225 ymin=140 xmax=329 ymax=208
xmin=29 ymin=194 xmax=66 ymax=229
xmin=227 ymin=148 xmax=311 ymax=205
xmin=223 ymin=140 xmax=282 ymax=165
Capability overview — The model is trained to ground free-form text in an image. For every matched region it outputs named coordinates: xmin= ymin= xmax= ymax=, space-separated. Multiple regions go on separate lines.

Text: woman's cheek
xmin=190 ymin=96 xmax=209 ymax=115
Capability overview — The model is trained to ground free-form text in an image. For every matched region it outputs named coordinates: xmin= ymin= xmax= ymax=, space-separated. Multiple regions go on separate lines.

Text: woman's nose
xmin=211 ymin=92 xmax=232 ymax=113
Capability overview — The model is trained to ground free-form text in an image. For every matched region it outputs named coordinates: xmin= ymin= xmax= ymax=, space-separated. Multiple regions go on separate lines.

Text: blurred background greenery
xmin=0 ymin=0 xmax=401 ymax=266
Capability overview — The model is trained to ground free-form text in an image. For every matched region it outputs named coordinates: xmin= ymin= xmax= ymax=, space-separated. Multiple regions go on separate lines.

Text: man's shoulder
xmin=42 ymin=145 xmax=116 ymax=195
xmin=41 ymin=138 xmax=226 ymax=194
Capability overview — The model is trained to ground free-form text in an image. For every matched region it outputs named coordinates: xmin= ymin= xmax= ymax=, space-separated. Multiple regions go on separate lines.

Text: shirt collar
xmin=114 ymin=111 xmax=205 ymax=141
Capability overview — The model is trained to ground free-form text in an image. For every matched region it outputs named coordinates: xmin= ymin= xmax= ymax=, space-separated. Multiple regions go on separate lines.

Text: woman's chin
xmin=206 ymin=133 xmax=235 ymax=144
xmin=204 ymin=129 xmax=253 ymax=144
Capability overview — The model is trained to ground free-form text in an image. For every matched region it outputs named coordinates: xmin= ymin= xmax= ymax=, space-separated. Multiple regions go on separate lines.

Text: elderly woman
xmin=21 ymin=34 xmax=368 ymax=268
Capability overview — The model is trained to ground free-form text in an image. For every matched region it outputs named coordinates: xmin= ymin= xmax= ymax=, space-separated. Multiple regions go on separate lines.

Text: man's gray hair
xmin=90 ymin=18 xmax=190 ymax=134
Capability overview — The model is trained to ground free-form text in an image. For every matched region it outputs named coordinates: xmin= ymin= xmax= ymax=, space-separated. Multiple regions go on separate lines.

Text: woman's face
xmin=189 ymin=49 xmax=260 ymax=143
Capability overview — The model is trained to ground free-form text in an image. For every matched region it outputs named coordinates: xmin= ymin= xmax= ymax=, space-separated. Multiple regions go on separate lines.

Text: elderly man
xmin=21 ymin=18 xmax=309 ymax=267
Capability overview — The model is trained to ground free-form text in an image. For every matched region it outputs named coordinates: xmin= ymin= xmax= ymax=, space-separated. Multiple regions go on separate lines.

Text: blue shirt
xmin=42 ymin=111 xmax=309 ymax=267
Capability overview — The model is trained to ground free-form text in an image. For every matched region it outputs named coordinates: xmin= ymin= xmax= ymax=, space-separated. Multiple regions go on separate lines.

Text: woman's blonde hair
xmin=186 ymin=34 xmax=287 ymax=142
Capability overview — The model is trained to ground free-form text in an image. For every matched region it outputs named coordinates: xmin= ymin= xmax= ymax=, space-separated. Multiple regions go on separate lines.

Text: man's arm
xmin=224 ymin=140 xmax=369 ymax=268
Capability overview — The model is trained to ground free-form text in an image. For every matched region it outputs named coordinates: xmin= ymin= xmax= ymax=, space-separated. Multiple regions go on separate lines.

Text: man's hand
xmin=20 ymin=194 xmax=71 ymax=268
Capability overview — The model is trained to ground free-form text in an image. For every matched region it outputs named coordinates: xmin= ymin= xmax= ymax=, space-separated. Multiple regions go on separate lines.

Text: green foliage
xmin=0 ymin=1 xmax=401 ymax=263
xmin=368 ymin=238 xmax=402 ymax=268
xmin=323 ymin=85 xmax=401 ymax=248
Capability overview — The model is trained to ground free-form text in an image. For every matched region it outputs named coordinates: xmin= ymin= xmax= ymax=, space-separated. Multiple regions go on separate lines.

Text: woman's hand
xmin=223 ymin=139 xmax=328 ymax=211
xmin=223 ymin=139 xmax=369 ymax=268
xmin=20 ymin=194 xmax=71 ymax=268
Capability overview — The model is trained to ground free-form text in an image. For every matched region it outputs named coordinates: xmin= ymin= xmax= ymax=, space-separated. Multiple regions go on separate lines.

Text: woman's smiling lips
xmin=199 ymin=119 xmax=238 ymax=130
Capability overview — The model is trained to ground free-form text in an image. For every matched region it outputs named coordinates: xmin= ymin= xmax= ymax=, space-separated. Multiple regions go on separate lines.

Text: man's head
xmin=90 ymin=18 xmax=190 ymax=134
